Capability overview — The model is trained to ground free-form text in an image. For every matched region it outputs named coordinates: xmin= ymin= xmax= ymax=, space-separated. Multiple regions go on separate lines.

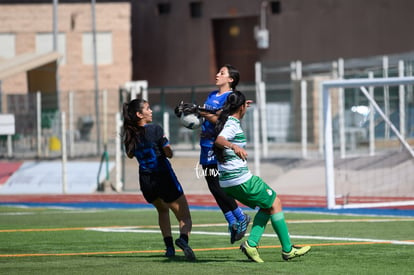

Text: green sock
xmin=270 ymin=212 xmax=292 ymax=252
xmin=247 ymin=210 xmax=270 ymax=247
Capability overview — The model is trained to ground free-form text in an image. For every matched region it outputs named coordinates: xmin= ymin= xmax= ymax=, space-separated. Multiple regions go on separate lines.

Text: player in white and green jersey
xmin=215 ymin=116 xmax=252 ymax=188
xmin=214 ymin=90 xmax=311 ymax=263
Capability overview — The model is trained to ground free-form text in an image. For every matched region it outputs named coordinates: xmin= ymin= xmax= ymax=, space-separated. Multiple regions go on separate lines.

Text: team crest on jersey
xmin=266 ymin=189 xmax=273 ymax=196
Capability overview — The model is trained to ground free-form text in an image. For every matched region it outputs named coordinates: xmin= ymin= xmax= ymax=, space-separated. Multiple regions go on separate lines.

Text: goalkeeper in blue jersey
xmin=198 ymin=65 xmax=251 ymax=244
xmin=214 ymin=90 xmax=311 ymax=263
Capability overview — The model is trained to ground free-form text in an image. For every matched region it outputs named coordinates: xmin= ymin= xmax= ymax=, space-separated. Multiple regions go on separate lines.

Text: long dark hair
xmin=214 ymin=90 xmax=246 ymax=163
xmin=122 ymin=98 xmax=147 ymax=156
xmin=223 ymin=64 xmax=240 ymax=91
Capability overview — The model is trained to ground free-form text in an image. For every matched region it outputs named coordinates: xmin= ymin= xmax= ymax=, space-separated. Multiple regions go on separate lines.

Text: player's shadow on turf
xmin=85 ymin=255 xmax=236 ymax=263
xmin=164 ymin=255 xmax=235 ymax=263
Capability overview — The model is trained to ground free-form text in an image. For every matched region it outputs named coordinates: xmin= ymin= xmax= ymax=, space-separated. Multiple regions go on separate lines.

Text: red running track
xmin=0 ymin=193 xmax=328 ymax=208
xmin=1 ymin=194 xmax=414 ymax=209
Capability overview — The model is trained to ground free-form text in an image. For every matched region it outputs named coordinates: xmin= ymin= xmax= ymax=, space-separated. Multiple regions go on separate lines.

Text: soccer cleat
xmin=234 ymin=214 xmax=251 ymax=243
xmin=229 ymin=223 xmax=238 ymax=244
xmin=165 ymin=246 xmax=175 ymax=257
xmin=175 ymin=238 xmax=196 ymax=261
xmin=282 ymin=245 xmax=311 ymax=261
xmin=240 ymin=241 xmax=264 ymax=263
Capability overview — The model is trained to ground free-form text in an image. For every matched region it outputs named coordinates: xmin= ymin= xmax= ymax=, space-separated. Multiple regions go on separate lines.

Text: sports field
xmin=1 ymin=203 xmax=413 ymax=275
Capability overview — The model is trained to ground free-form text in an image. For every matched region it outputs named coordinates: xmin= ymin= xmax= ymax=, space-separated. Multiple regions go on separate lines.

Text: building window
xmin=157 ymin=3 xmax=171 ymax=15
xmin=0 ymin=33 xmax=15 ymax=58
xmin=82 ymin=32 xmax=112 ymax=65
xmin=36 ymin=33 xmax=66 ymax=64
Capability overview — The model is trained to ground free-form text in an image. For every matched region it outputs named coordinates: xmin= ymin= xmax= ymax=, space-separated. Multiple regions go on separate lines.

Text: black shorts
xmin=139 ymin=161 xmax=184 ymax=204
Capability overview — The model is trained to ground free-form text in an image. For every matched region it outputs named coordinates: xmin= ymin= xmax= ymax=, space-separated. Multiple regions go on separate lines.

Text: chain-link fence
xmin=0 ymin=82 xmax=306 ymax=159
xmin=2 ymin=52 xmax=414 ymax=160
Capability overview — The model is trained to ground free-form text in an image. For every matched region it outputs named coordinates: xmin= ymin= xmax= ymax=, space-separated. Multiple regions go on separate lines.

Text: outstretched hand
xmin=174 ymin=102 xmax=199 ymax=118
xmin=175 ymin=102 xmax=219 ymax=118
xmin=232 ymin=144 xmax=248 ymax=160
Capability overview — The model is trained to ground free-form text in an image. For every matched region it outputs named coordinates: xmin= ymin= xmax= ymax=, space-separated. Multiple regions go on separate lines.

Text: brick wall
xmin=0 ymin=2 xmax=131 ymax=94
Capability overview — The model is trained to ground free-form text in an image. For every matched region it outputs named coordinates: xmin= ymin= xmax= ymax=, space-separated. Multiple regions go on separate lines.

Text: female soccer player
xmin=214 ymin=91 xmax=311 ymax=262
xmin=122 ymin=98 xmax=195 ymax=261
xmin=197 ymin=64 xmax=250 ymax=244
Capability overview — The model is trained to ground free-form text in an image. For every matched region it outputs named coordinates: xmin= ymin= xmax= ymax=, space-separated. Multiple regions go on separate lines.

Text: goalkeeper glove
xmin=174 ymin=102 xmax=199 ymax=117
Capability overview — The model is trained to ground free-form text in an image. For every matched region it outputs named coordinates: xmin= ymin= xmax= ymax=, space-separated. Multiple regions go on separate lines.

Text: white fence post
xmin=253 ymin=107 xmax=260 ymax=177
xmin=68 ymin=91 xmax=74 ymax=158
xmin=382 ymin=56 xmax=390 ymax=139
xmin=36 ymin=91 xmax=42 ymax=158
xmin=398 ymin=61 xmax=406 ymax=139
xmin=7 ymin=135 xmax=12 ymax=157
xmin=103 ymin=90 xmax=108 ymax=146
xmin=301 ymin=80 xmax=308 ymax=158
xmin=259 ymin=81 xmax=268 ymax=157
xmin=338 ymin=58 xmax=346 ymax=158
xmin=61 ymin=112 xmax=67 ymax=194
xmin=255 ymin=62 xmax=268 ymax=158
xmin=368 ymin=72 xmax=375 ymax=156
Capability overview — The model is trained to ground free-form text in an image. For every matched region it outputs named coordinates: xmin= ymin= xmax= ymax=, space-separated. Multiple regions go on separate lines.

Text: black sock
xmin=179 ymin=234 xmax=189 ymax=243
xmin=164 ymin=236 xmax=174 ymax=247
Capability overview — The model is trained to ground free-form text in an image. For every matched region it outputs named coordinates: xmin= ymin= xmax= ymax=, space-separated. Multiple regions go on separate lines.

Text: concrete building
xmin=2 ymin=0 xmax=414 ymax=100
xmin=132 ymin=0 xmax=414 ymax=86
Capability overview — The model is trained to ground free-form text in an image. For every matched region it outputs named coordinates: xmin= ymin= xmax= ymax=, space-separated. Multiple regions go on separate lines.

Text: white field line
xmin=287 ymin=234 xmax=414 ymax=245
xmin=81 ymin=217 xmax=414 ymax=231
xmin=83 ymin=217 xmax=414 ymax=230
xmin=86 ymin=227 xmax=414 ymax=246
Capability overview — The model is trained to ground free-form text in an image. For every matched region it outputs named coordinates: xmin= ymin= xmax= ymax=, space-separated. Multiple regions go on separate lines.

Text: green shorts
xmin=222 ymin=175 xmax=277 ymax=209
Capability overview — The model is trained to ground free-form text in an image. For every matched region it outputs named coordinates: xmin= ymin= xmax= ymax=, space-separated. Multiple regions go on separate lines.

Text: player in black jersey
xmin=122 ymin=98 xmax=195 ymax=261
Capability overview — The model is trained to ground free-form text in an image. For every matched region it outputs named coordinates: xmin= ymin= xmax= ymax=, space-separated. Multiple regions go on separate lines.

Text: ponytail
xmin=214 ymin=90 xmax=246 ymax=163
